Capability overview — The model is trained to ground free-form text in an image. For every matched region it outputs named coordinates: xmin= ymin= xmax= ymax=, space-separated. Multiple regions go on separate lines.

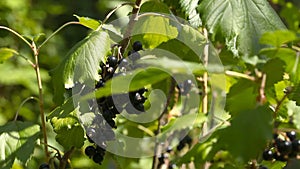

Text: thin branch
xmin=0 ymin=26 xmax=32 ymax=48
xmin=32 ymin=41 xmax=50 ymax=162
xmin=18 ymin=53 xmax=36 ymax=67
xmin=38 ymin=21 xmax=81 ymax=49
xmin=225 ymin=70 xmax=256 ymax=81
xmin=257 ymin=73 xmax=267 ymax=105
xmin=152 ymin=78 xmax=176 ymax=169
xmin=102 ymin=2 xmax=136 ymax=24
xmin=120 ymin=0 xmax=143 ymax=55
xmin=14 ymin=96 xmax=38 ymax=121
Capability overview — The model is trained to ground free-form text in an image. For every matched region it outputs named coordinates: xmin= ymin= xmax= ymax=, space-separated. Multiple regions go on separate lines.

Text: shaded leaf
xmin=263 ymin=58 xmax=286 ymax=87
xmin=217 ymin=105 xmax=273 ymax=163
xmin=0 ymin=121 xmax=40 ymax=169
xmin=198 ymin=0 xmax=286 ymax=57
xmin=288 ymin=83 xmax=300 ymax=106
xmin=55 ymin=125 xmax=85 ymax=150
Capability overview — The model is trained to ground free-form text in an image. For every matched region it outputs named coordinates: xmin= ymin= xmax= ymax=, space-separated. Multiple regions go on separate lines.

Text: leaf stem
xmin=225 ymin=70 xmax=256 ymax=81
xmin=102 ymin=2 xmax=136 ymax=24
xmin=0 ymin=26 xmax=32 ymax=48
xmin=14 ymin=96 xmax=38 ymax=121
xmin=38 ymin=21 xmax=81 ymax=49
xmin=120 ymin=0 xmax=142 ymax=55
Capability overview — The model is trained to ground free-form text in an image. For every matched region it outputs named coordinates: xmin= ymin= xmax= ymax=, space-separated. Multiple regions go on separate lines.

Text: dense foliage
xmin=1 ymin=0 xmax=300 ymax=169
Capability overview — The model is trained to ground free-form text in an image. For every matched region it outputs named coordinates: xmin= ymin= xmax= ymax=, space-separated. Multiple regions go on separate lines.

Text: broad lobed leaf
xmin=198 ymin=0 xmax=286 ymax=57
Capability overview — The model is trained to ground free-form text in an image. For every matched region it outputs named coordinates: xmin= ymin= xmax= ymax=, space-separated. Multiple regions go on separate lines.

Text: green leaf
xmin=50 ymin=30 xmax=111 ymax=105
xmin=260 ymin=30 xmax=298 ymax=47
xmin=132 ymin=14 xmax=178 ymax=49
xmin=179 ymin=0 xmax=202 ymax=27
xmin=89 ymin=68 xmax=170 ymax=99
xmin=198 ymin=0 xmax=286 ymax=57
xmin=0 ymin=48 xmax=18 ymax=62
xmin=0 ymin=121 xmax=40 ymax=169
xmin=33 ymin=33 xmax=46 ymax=45
xmin=225 ymin=80 xmax=257 ymax=114
xmin=288 ymin=83 xmax=300 ymax=106
xmin=156 ymin=25 xmax=206 ymax=62
xmin=139 ymin=1 xmax=171 ymax=13
xmin=139 ymin=57 xmax=208 ymax=75
xmin=55 ymin=125 xmax=84 ymax=150
xmin=263 ymin=58 xmax=286 ymax=87
xmin=49 ymin=106 xmax=85 ymax=149
xmin=74 ymin=14 xmax=101 ymax=30
xmin=217 ymin=105 xmax=273 ymax=163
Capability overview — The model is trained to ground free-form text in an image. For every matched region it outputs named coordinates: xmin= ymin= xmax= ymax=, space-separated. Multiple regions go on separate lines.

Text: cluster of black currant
xmin=262 ymin=131 xmax=300 ymax=162
xmin=84 ymin=144 xmax=106 ymax=165
xmin=84 ymin=41 xmax=147 ymax=165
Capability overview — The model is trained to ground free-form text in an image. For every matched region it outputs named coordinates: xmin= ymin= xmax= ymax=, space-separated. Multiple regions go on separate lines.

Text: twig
xmin=32 ymin=41 xmax=50 ymax=162
xmin=201 ymin=28 xmax=211 ymax=169
xmin=38 ymin=21 xmax=81 ymax=49
xmin=102 ymin=2 xmax=136 ymax=24
xmin=14 ymin=96 xmax=38 ymax=121
xmin=257 ymin=73 xmax=267 ymax=105
xmin=151 ymin=78 xmax=176 ymax=169
xmin=59 ymin=147 xmax=75 ymax=169
xmin=225 ymin=70 xmax=256 ymax=81
xmin=0 ymin=26 xmax=32 ymax=47
xmin=120 ymin=0 xmax=142 ymax=54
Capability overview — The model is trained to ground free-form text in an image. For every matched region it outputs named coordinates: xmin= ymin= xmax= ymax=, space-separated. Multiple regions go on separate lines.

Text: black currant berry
xmin=107 ymin=56 xmax=118 ymax=67
xmin=95 ymin=79 xmax=105 ymax=88
xmin=182 ymin=79 xmax=193 ymax=95
xmin=176 ymin=142 xmax=185 ymax=151
xmin=286 ymin=131 xmax=297 ymax=141
xmin=262 ymin=149 xmax=274 ymax=161
xmin=259 ymin=165 xmax=268 ymax=169
xmin=39 ymin=163 xmax=50 ymax=169
xmin=277 ymin=141 xmax=293 ymax=155
xmin=132 ymin=41 xmax=143 ymax=51
xmin=85 ymin=146 xmax=96 ymax=157
xmin=93 ymin=153 xmax=104 ymax=164
xmin=292 ymin=139 xmax=300 ymax=152
xmin=166 ymin=146 xmax=173 ymax=153
xmin=96 ymin=145 xmax=106 ymax=156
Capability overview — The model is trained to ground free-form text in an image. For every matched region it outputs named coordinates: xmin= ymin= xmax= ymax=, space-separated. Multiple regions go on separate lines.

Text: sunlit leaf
xmin=198 ymin=0 xmax=286 ymax=57
xmin=0 ymin=48 xmax=18 ymax=62
xmin=260 ymin=30 xmax=298 ymax=47
xmin=50 ymin=30 xmax=111 ymax=105
xmin=74 ymin=14 xmax=101 ymax=30
xmin=0 ymin=121 xmax=40 ymax=169
xmin=179 ymin=0 xmax=202 ymax=27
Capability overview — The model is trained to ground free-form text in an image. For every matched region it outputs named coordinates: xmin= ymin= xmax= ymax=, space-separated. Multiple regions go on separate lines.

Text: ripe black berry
xmin=292 ymin=139 xmax=300 ymax=152
xmin=262 ymin=149 xmax=274 ymax=161
xmin=286 ymin=131 xmax=297 ymax=141
xmin=85 ymin=146 xmax=96 ymax=157
xmin=39 ymin=163 xmax=50 ymax=169
xmin=107 ymin=56 xmax=118 ymax=67
xmin=259 ymin=165 xmax=268 ymax=169
xmin=95 ymin=79 xmax=105 ymax=88
xmin=277 ymin=141 xmax=292 ymax=155
xmin=132 ymin=41 xmax=143 ymax=51
xmin=93 ymin=153 xmax=104 ymax=164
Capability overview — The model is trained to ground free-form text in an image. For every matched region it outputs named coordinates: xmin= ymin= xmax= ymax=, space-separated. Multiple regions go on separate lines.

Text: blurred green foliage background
xmin=0 ymin=0 xmax=299 ymax=168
